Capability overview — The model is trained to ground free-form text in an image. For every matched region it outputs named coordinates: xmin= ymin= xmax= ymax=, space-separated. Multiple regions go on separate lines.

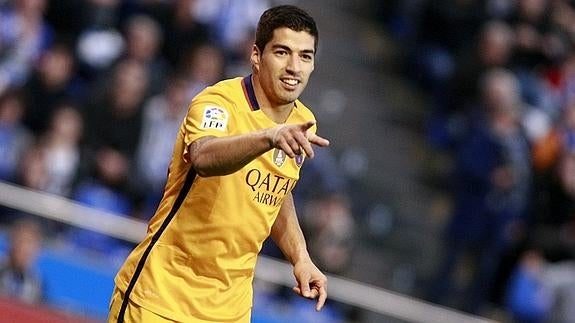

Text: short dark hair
xmin=255 ymin=5 xmax=318 ymax=52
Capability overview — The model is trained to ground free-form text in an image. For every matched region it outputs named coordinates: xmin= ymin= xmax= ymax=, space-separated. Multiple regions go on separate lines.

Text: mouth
xmin=280 ymin=77 xmax=300 ymax=89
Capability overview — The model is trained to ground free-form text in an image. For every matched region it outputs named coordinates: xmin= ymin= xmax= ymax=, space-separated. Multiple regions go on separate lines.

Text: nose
xmin=286 ymin=54 xmax=301 ymax=73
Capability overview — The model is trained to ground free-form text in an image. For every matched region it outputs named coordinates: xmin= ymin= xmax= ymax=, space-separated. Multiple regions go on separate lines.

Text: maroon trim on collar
xmin=241 ymin=75 xmax=260 ymax=111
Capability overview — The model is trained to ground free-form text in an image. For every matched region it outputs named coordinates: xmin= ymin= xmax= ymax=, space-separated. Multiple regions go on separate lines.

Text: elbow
xmin=190 ymin=155 xmax=231 ymax=177
xmin=186 ymin=137 xmax=242 ymax=177
xmin=190 ymin=156 xmax=215 ymax=177
xmin=188 ymin=137 xmax=218 ymax=177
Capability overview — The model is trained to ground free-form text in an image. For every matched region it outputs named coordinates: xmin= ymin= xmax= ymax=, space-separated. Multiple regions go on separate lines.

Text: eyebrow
xmin=272 ymin=44 xmax=315 ymax=55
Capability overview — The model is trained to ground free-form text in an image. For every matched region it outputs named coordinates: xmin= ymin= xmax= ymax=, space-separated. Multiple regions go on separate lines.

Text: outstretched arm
xmin=270 ymin=192 xmax=328 ymax=311
xmin=188 ymin=121 xmax=329 ymax=177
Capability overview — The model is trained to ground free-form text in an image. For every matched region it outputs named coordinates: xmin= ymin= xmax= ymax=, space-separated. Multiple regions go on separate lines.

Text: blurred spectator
xmin=551 ymin=0 xmax=575 ymax=42
xmin=530 ymin=15 xmax=575 ymax=123
xmin=300 ymin=194 xmax=354 ymax=275
xmin=13 ymin=143 xmax=67 ymax=239
xmin=75 ymin=0 xmax=124 ymax=80
xmin=535 ymin=151 xmax=575 ymax=240
xmin=506 ymin=246 xmax=575 ymax=323
xmin=116 ymin=13 xmax=169 ymax=95
xmin=515 ymin=141 xmax=575 ymax=322
xmin=549 ymin=51 xmax=575 ymax=119
xmin=178 ymin=42 xmax=226 ymax=100
xmin=0 ymin=0 xmax=53 ymax=95
xmin=160 ymin=0 xmax=210 ymax=67
xmin=505 ymin=249 xmax=552 ymax=323
xmin=0 ymin=218 xmax=44 ymax=304
xmin=505 ymin=0 xmax=563 ymax=116
xmin=65 ymin=147 xmax=135 ymax=260
xmin=193 ymin=0 xmax=269 ymax=63
xmin=539 ymin=261 xmax=575 ymax=323
xmin=16 ymin=145 xmax=48 ymax=192
xmin=452 ymin=20 xmax=515 ymax=122
xmin=83 ymin=58 xmax=149 ymax=162
xmin=36 ymin=102 xmax=85 ymax=197
xmin=295 ymin=148 xmax=355 ymax=275
xmin=427 ymin=20 xmax=515 ymax=150
xmin=0 ymin=89 xmax=32 ymax=183
xmin=506 ymin=0 xmax=553 ymax=72
xmin=530 ymin=99 xmax=575 ymax=229
xmin=428 ymin=69 xmax=533 ymax=314
xmin=22 ymin=41 xmax=84 ymax=136
xmin=135 ymin=74 xmax=188 ymax=218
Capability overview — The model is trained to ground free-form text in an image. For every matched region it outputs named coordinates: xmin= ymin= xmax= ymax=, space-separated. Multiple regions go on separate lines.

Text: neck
xmin=251 ymin=74 xmax=294 ymax=124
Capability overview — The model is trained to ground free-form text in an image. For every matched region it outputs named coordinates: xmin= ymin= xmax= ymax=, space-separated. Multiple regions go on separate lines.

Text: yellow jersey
xmin=113 ymin=76 xmax=317 ymax=322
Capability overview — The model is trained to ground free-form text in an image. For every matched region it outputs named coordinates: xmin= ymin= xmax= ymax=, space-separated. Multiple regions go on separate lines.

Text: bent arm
xmin=188 ymin=130 xmax=272 ymax=177
xmin=188 ymin=120 xmax=329 ymax=177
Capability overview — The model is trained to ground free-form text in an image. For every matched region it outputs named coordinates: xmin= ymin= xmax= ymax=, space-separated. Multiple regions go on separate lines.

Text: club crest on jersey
xmin=273 ymin=149 xmax=286 ymax=167
xmin=201 ymin=106 xmax=228 ymax=131
xmin=295 ymin=154 xmax=305 ymax=167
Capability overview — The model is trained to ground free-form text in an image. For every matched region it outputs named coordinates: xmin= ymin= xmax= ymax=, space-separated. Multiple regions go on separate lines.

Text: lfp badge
xmin=201 ymin=106 xmax=228 ymax=131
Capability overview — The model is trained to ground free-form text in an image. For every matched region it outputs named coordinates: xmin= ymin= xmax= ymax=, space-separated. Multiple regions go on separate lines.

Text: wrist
xmin=266 ymin=126 xmax=283 ymax=148
xmin=290 ymin=248 xmax=312 ymax=265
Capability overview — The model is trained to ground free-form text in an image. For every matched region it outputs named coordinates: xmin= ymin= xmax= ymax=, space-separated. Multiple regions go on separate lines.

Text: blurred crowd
xmin=376 ymin=0 xmax=575 ymax=321
xmin=0 ymin=0 xmax=356 ymax=321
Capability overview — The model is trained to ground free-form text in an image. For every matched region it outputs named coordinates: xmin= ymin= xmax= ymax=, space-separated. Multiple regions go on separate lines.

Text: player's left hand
xmin=292 ymin=259 xmax=328 ymax=311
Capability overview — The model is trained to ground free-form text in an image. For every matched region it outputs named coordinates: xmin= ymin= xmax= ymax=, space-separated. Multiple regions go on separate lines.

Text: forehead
xmin=266 ymin=27 xmax=316 ymax=52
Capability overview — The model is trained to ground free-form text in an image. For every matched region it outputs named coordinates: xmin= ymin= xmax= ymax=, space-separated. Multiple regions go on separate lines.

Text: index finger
xmin=308 ymin=133 xmax=330 ymax=148
xmin=316 ymin=285 xmax=327 ymax=311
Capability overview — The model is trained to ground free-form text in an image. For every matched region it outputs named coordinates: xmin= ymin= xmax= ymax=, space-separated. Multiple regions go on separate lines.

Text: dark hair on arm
xmin=255 ymin=5 xmax=318 ymax=53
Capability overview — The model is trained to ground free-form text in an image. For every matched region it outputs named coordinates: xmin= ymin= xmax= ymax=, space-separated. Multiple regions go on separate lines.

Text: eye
xmin=275 ymin=50 xmax=288 ymax=56
xmin=301 ymin=54 xmax=313 ymax=62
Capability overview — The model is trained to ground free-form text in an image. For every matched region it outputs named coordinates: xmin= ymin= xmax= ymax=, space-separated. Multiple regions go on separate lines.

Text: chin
xmin=278 ymin=97 xmax=298 ymax=105
xmin=279 ymin=91 xmax=302 ymax=104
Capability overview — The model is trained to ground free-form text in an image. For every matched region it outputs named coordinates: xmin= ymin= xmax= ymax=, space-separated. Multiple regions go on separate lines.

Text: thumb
xmin=300 ymin=120 xmax=316 ymax=131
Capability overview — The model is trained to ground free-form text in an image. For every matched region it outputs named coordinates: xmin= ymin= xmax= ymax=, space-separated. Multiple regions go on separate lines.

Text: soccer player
xmin=108 ymin=5 xmax=330 ymax=323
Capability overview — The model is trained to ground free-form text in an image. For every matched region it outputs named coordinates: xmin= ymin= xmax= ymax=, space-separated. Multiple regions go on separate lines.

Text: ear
xmin=250 ymin=44 xmax=261 ymax=72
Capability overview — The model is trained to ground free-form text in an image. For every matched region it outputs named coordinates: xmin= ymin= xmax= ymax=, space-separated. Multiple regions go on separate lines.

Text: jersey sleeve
xmin=182 ymin=88 xmax=234 ymax=162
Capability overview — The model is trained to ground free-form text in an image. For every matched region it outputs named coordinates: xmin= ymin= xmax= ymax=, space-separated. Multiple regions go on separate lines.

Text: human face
xmin=252 ymin=27 xmax=315 ymax=108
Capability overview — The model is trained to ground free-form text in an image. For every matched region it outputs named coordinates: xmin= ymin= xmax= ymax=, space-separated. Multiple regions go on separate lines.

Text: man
xmin=0 ymin=218 xmax=44 ymax=304
xmin=108 ymin=5 xmax=330 ymax=322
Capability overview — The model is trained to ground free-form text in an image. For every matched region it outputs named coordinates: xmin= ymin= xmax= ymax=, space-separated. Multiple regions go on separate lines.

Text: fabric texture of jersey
xmin=113 ymin=76 xmax=317 ymax=322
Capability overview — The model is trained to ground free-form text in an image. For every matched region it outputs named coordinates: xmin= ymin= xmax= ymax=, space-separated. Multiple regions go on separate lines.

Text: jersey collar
xmin=241 ymin=75 xmax=260 ymax=111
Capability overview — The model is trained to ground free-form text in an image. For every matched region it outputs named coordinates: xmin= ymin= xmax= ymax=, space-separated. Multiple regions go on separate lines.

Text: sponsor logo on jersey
xmin=245 ymin=169 xmax=298 ymax=207
xmin=273 ymin=149 xmax=286 ymax=167
xmin=201 ymin=106 xmax=228 ymax=131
